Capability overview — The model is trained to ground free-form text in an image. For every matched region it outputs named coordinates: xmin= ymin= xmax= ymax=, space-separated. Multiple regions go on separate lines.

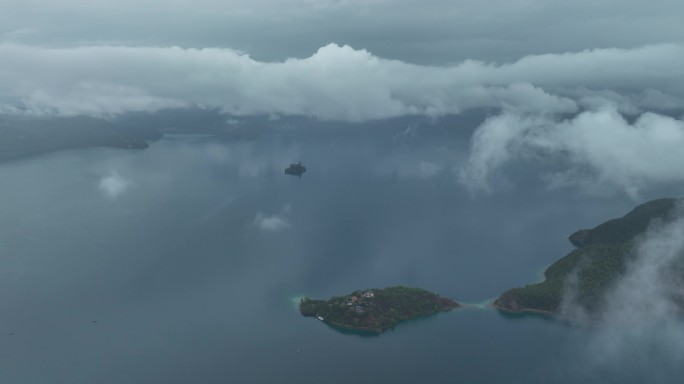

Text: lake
xmin=0 ymin=124 xmax=678 ymax=383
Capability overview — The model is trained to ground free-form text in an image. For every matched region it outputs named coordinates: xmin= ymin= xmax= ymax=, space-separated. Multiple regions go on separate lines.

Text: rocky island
xmin=300 ymin=286 xmax=459 ymax=333
xmin=494 ymin=198 xmax=682 ymax=315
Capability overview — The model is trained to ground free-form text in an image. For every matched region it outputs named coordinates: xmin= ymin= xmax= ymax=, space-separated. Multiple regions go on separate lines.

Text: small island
xmin=299 ymin=286 xmax=459 ymax=333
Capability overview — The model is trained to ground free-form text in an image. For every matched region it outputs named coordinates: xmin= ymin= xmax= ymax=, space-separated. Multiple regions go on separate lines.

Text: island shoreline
xmin=300 ymin=286 xmax=460 ymax=334
xmin=490 ymin=303 xmax=555 ymax=317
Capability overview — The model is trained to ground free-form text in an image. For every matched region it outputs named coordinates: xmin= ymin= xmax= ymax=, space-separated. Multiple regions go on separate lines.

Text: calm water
xmin=0 ymin=126 xmax=679 ymax=383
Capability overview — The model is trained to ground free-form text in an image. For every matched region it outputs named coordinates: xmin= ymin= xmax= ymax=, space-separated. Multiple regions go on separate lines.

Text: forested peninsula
xmin=494 ymin=198 xmax=682 ymax=315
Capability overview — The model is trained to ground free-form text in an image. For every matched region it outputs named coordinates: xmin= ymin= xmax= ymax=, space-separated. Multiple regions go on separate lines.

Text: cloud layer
xmin=1 ymin=43 xmax=683 ymax=121
xmin=2 ymin=40 xmax=683 ymax=196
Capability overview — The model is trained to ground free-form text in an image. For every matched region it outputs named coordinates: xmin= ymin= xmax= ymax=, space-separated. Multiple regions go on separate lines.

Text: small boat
xmin=316 ymin=316 xmax=324 ymax=321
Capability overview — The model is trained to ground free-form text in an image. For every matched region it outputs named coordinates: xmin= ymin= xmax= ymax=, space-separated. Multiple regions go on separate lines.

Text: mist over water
xmin=0 ymin=125 xmax=681 ymax=383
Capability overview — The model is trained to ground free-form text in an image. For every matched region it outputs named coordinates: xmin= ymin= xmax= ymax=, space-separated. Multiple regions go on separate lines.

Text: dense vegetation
xmin=495 ymin=198 xmax=681 ymax=314
xmin=495 ymin=243 xmax=633 ymax=313
xmin=300 ymin=286 xmax=459 ymax=333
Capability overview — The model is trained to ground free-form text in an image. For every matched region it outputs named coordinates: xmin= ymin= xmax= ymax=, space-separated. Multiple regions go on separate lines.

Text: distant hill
xmin=0 ymin=115 xmax=162 ymax=162
xmin=494 ymin=198 xmax=682 ymax=315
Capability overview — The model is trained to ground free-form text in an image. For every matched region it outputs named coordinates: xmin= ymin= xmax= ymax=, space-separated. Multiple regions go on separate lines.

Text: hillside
xmin=569 ymin=198 xmax=680 ymax=247
xmin=494 ymin=198 xmax=682 ymax=314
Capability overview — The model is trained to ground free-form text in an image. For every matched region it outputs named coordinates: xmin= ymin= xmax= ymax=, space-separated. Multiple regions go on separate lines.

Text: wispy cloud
xmin=98 ymin=171 xmax=130 ymax=198
xmin=562 ymin=207 xmax=684 ymax=379
xmin=252 ymin=205 xmax=292 ymax=232
xmin=419 ymin=161 xmax=443 ymax=178
xmin=1 ymin=28 xmax=38 ymax=42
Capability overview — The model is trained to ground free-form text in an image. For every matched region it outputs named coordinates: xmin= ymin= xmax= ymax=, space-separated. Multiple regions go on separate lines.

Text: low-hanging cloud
xmin=0 ymin=43 xmax=683 ymax=120
xmin=98 ymin=171 xmax=130 ymax=198
xmin=563 ymin=207 xmax=684 ymax=380
xmin=459 ymin=108 xmax=684 ymax=197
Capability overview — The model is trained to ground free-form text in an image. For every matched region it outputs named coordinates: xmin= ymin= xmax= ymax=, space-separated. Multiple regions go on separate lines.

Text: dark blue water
xmin=0 ymin=127 xmax=677 ymax=383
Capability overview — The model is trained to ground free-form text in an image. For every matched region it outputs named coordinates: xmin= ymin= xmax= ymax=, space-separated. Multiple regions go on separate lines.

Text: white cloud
xmin=252 ymin=213 xmax=290 ymax=232
xmin=0 ymin=43 xmax=682 ymax=120
xmin=98 ymin=171 xmax=130 ymax=198
xmin=252 ymin=205 xmax=292 ymax=232
xmin=460 ymin=108 xmax=684 ymax=196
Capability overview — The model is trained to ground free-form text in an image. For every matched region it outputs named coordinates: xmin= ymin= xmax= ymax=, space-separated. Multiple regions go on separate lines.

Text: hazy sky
xmin=2 ymin=0 xmax=684 ymax=64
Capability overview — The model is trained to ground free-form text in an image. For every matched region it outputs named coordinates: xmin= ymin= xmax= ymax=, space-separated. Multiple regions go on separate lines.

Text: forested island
xmin=300 ymin=286 xmax=459 ymax=333
xmin=494 ymin=198 xmax=682 ymax=315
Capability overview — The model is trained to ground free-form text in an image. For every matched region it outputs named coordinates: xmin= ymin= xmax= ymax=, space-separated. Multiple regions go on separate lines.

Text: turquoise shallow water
xmin=0 ymin=128 xmax=680 ymax=383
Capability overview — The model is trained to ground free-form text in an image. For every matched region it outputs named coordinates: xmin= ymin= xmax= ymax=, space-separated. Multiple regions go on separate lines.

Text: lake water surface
xmin=0 ymin=126 xmax=678 ymax=383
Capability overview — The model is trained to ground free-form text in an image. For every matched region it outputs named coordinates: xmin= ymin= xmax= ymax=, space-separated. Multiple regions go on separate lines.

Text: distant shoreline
xmin=490 ymin=303 xmax=555 ymax=317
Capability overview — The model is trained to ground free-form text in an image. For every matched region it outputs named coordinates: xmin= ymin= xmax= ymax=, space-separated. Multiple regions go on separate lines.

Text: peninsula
xmin=494 ymin=198 xmax=682 ymax=315
xmin=300 ymin=286 xmax=459 ymax=333
xmin=0 ymin=115 xmax=161 ymax=163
